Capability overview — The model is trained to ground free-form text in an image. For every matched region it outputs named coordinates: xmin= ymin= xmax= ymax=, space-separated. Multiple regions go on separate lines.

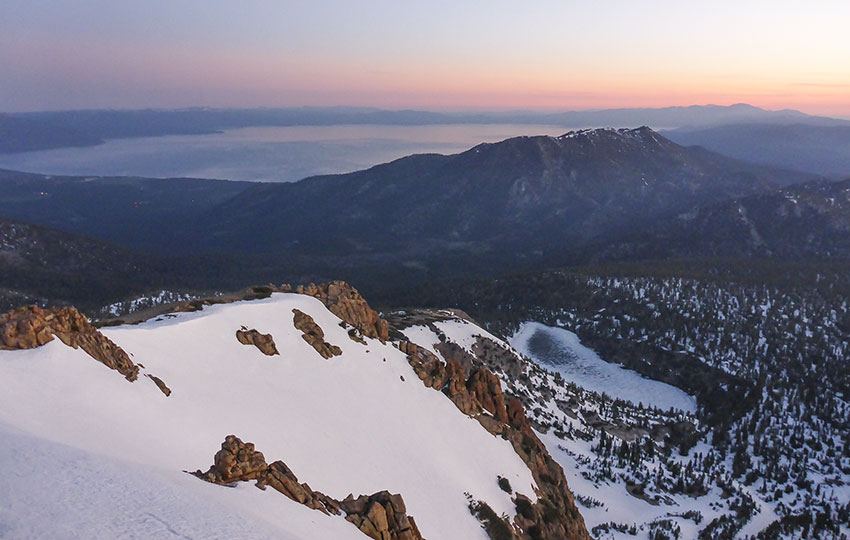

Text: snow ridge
xmin=0 ymin=294 xmax=535 ymax=540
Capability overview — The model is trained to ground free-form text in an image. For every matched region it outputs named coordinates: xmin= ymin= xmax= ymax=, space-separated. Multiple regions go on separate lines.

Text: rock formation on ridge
xmin=292 ymin=308 xmax=342 ymax=359
xmin=193 ymin=435 xmax=424 ymax=540
xmin=236 ymin=327 xmax=279 ymax=356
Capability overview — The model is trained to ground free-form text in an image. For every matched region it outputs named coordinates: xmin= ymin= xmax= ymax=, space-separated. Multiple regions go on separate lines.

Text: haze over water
xmin=0 ymin=124 xmax=576 ymax=183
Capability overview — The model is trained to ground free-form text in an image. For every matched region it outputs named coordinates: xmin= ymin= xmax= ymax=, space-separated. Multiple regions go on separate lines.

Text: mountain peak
xmin=159 ymin=124 xmax=810 ymax=258
xmin=728 ymin=102 xmax=762 ymax=110
xmin=555 ymin=126 xmax=659 ymax=141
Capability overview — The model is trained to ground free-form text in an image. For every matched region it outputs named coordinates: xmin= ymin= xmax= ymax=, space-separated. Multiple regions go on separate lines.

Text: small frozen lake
xmin=510 ymin=322 xmax=696 ymax=413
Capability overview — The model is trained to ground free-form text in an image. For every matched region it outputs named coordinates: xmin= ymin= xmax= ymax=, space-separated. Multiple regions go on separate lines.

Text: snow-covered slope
xmin=0 ymin=423 xmax=363 ymax=540
xmin=402 ymin=316 xmax=510 ymax=359
xmin=0 ymin=293 xmax=537 ymax=540
xmin=394 ymin=309 xmax=818 ymax=540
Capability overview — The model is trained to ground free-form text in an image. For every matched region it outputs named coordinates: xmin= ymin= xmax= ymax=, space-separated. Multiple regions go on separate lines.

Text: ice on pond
xmin=511 ymin=322 xmax=696 ymax=413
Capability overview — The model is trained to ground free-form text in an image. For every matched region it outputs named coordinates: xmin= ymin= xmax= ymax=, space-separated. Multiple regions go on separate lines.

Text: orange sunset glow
xmin=2 ymin=0 xmax=848 ymax=115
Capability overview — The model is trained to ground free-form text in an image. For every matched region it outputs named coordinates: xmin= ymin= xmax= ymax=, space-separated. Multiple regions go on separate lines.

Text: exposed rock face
xmin=347 ymin=327 xmax=368 ymax=345
xmin=292 ymin=309 xmax=342 ymax=359
xmin=505 ymin=398 xmax=589 ymax=540
xmin=145 ymin=374 xmax=171 ymax=396
xmin=467 ymin=368 xmax=509 ymax=424
xmin=0 ymin=305 xmax=140 ymax=381
xmin=261 ymin=460 xmax=341 ymax=515
xmin=193 ymin=436 xmax=423 ymax=540
xmin=0 ymin=306 xmax=54 ymax=349
xmin=401 ymin=339 xmax=590 ymax=540
xmin=340 ymin=491 xmax=423 ymax=540
xmin=405 ymin=346 xmax=449 ymax=391
xmin=406 ymin=341 xmax=507 ymax=429
xmin=236 ymin=328 xmax=279 ymax=356
xmin=297 ymin=282 xmax=389 ymax=343
xmin=105 ymin=282 xmax=389 ymax=347
xmin=194 ymin=435 xmax=269 ymax=484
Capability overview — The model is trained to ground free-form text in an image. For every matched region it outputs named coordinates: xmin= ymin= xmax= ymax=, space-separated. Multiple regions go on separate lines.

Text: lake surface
xmin=510 ymin=321 xmax=697 ymax=413
xmin=0 ymin=124 xmax=577 ymax=183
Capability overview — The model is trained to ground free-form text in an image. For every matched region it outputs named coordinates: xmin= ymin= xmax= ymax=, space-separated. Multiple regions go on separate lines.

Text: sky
xmin=2 ymin=0 xmax=849 ymax=116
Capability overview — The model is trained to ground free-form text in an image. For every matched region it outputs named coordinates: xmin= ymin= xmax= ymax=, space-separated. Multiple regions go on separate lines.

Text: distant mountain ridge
xmin=0 ymin=128 xmax=820 ymax=257
xmin=592 ymin=177 xmax=850 ymax=261
xmin=0 ymin=169 xmax=252 ymax=251
xmin=0 ymin=217 xmax=153 ymax=311
xmin=178 ymin=127 xmax=812 ymax=258
xmin=0 ymin=114 xmax=103 ymax=153
xmin=2 ymin=103 xmax=847 ymax=154
xmin=1 ymin=127 xmax=846 ymax=310
xmin=666 ymin=123 xmax=850 ymax=177
xmin=541 ymin=103 xmax=849 ymax=129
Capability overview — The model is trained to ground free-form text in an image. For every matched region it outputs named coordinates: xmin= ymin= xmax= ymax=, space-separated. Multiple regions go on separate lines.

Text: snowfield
xmin=511 ymin=322 xmax=697 ymax=413
xmin=402 ymin=317 xmax=509 ymax=359
xmin=0 ymin=294 xmax=537 ymax=540
xmin=0 ymin=423 xmax=363 ymax=540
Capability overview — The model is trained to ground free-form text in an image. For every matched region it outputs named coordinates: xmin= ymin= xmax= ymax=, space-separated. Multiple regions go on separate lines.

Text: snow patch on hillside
xmin=402 ymin=318 xmax=512 ymax=360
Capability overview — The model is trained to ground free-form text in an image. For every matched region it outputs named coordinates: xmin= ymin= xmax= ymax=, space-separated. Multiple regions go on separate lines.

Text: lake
xmin=510 ymin=321 xmax=697 ymax=413
xmin=0 ymin=124 xmax=578 ymax=183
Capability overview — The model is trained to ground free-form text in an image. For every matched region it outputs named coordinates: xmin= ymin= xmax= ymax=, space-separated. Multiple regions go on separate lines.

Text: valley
xmin=5 ymin=0 xmax=850 ymax=537
xmin=1 ymin=115 xmax=849 ymax=540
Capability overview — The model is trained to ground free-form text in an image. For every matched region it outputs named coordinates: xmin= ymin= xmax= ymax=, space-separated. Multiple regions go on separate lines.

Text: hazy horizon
xmin=3 ymin=102 xmax=841 ymax=117
xmin=3 ymin=1 xmax=848 ymax=116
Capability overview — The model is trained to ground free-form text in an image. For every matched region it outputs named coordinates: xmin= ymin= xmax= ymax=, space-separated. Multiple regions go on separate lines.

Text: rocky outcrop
xmin=236 ymin=328 xmax=279 ymax=356
xmin=0 ymin=306 xmax=55 ymax=349
xmin=401 ymin=339 xmax=590 ymax=540
xmin=101 ymin=282 xmax=389 ymax=347
xmin=404 ymin=341 xmax=510 ymax=425
xmin=406 ymin=343 xmax=508 ymax=431
xmin=297 ymin=282 xmax=389 ymax=343
xmin=194 ymin=435 xmax=269 ymax=484
xmin=467 ymin=368 xmax=509 ymax=424
xmin=1 ymin=305 xmax=140 ymax=382
xmin=402 ymin=342 xmax=448 ymax=390
xmin=193 ymin=436 xmax=335 ymax=511
xmin=292 ymin=309 xmax=342 ymax=359
xmin=261 ymin=460 xmax=341 ymax=515
xmin=192 ymin=436 xmax=423 ymax=540
xmin=340 ymin=491 xmax=423 ymax=540
xmin=403 ymin=342 xmax=510 ymax=427
xmin=346 ymin=326 xmax=368 ymax=345
xmin=504 ymin=398 xmax=589 ymax=540
xmin=145 ymin=374 xmax=171 ymax=396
